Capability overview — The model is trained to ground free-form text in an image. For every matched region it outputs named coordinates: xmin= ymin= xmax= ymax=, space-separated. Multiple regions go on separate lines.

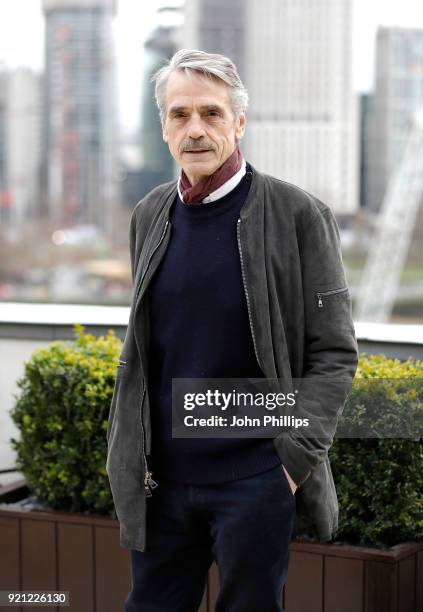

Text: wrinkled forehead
xmin=165 ymin=69 xmax=232 ymax=113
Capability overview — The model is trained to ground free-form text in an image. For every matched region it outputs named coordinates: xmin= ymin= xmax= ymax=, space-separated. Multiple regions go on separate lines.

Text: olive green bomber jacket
xmin=106 ymin=162 xmax=359 ymax=552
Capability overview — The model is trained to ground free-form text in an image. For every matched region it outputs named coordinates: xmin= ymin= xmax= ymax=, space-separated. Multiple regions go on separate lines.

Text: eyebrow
xmin=168 ymin=104 xmax=225 ymax=116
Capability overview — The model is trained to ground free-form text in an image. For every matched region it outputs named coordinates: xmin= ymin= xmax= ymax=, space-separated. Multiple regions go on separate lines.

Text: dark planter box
xmin=1 ymin=480 xmax=422 ymax=612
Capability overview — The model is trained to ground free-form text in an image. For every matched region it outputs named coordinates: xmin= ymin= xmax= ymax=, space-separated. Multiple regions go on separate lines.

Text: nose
xmin=186 ymin=114 xmax=206 ymax=140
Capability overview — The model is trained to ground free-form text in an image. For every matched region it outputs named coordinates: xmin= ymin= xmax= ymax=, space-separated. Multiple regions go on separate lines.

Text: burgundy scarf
xmin=179 ymin=146 xmax=243 ymax=205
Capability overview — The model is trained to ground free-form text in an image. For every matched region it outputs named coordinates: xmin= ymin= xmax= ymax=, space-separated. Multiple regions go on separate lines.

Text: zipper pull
xmin=146 ymin=471 xmax=158 ymax=489
xmin=144 ymin=471 xmax=158 ymax=496
xmin=317 ymin=293 xmax=323 ymax=308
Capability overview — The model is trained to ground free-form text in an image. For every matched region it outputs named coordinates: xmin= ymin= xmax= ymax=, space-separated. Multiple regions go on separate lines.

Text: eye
xmin=208 ymin=110 xmax=220 ymax=117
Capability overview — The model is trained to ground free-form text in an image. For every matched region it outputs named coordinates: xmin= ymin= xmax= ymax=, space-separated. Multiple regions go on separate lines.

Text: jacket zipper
xmin=140 ymin=378 xmax=158 ymax=497
xmin=236 ymin=217 xmax=262 ymax=371
xmin=316 ymin=286 xmax=348 ymax=308
xmin=134 ymin=219 xmax=170 ymax=309
xmin=133 ymin=219 xmax=170 ymax=498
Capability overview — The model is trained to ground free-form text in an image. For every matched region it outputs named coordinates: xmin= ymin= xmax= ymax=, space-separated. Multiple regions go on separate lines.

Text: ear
xmin=162 ymin=117 xmax=169 ymax=143
xmin=235 ymin=112 xmax=246 ymax=141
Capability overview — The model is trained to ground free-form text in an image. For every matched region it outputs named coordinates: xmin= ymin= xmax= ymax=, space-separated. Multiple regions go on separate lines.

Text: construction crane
xmin=354 ymin=111 xmax=423 ymax=323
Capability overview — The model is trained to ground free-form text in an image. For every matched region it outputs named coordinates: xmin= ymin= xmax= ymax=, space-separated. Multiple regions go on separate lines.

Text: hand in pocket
xmin=282 ymin=464 xmax=298 ymax=495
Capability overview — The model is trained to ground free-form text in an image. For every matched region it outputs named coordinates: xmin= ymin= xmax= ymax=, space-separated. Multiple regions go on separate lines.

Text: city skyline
xmin=0 ymin=0 xmax=423 ymax=130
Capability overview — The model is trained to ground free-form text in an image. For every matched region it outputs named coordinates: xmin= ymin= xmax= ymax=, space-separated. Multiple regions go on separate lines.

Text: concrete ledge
xmin=0 ymin=302 xmax=422 ymax=358
xmin=0 ymin=302 xmax=130 ymax=340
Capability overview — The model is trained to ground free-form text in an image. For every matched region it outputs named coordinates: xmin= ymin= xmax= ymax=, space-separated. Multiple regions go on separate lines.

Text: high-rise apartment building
xmin=139 ymin=5 xmax=183 ymax=190
xmin=366 ymin=27 xmax=423 ymax=213
xmin=183 ymin=0 xmax=246 ymax=82
xmin=42 ymin=0 xmax=119 ymax=230
xmin=0 ymin=68 xmax=42 ymax=225
xmin=182 ymin=0 xmax=358 ymax=215
xmin=6 ymin=68 xmax=43 ymax=225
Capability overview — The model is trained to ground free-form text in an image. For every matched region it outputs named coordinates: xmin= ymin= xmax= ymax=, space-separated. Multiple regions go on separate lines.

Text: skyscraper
xmin=6 ymin=68 xmax=43 ymax=225
xmin=42 ymin=0 xmax=119 ymax=230
xmin=366 ymin=27 xmax=423 ymax=213
xmin=139 ymin=4 xmax=184 ymax=190
xmin=183 ymin=0 xmax=246 ymax=82
xmin=182 ymin=0 xmax=358 ymax=216
xmin=0 ymin=68 xmax=42 ymax=225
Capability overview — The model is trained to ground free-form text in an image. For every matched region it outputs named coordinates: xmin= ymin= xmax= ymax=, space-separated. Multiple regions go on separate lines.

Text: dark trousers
xmin=124 ymin=463 xmax=297 ymax=612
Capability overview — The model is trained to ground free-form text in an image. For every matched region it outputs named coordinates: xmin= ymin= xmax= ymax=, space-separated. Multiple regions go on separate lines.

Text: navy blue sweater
xmin=146 ymin=166 xmax=282 ymax=483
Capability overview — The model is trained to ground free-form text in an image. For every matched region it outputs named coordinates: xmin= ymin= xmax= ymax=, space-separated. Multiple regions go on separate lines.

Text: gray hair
xmin=150 ymin=48 xmax=249 ymax=124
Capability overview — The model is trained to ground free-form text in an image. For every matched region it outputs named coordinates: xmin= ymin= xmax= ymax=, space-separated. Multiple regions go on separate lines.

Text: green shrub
xmin=9 ymin=324 xmax=122 ymax=517
xmin=329 ymin=353 xmax=423 ymax=548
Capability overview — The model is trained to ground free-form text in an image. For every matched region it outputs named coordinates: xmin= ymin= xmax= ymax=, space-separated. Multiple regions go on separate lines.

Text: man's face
xmin=162 ymin=70 xmax=246 ymax=186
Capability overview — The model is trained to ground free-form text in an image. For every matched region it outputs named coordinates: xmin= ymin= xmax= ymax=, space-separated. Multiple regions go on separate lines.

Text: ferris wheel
xmin=354 ymin=111 xmax=423 ymax=323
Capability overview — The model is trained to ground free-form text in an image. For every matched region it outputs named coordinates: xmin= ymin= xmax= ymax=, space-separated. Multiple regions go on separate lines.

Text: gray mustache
xmin=182 ymin=141 xmax=215 ymax=152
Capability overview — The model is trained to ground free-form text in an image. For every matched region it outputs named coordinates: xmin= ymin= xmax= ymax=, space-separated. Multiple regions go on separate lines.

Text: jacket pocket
xmin=107 ymin=360 xmax=130 ymax=445
xmin=107 ymin=375 xmax=121 ymax=446
xmin=117 ymin=358 xmax=127 ymax=367
xmin=312 ymin=284 xmax=355 ymax=343
xmin=115 ymin=357 xmax=129 ymax=375
xmin=315 ymin=286 xmax=349 ymax=308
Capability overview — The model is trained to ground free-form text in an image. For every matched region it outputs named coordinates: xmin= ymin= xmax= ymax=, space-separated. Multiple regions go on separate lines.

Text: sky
xmin=0 ymin=0 xmax=422 ymax=130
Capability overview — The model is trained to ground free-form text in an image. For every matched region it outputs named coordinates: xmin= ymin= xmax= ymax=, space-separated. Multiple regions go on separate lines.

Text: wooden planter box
xmin=1 ymin=480 xmax=422 ymax=612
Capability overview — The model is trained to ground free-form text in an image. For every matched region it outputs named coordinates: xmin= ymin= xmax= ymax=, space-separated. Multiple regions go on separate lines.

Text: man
xmin=106 ymin=49 xmax=359 ymax=612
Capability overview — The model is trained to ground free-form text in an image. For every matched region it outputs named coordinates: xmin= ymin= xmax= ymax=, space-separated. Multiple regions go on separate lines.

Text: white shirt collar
xmin=177 ymin=158 xmax=247 ymax=204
